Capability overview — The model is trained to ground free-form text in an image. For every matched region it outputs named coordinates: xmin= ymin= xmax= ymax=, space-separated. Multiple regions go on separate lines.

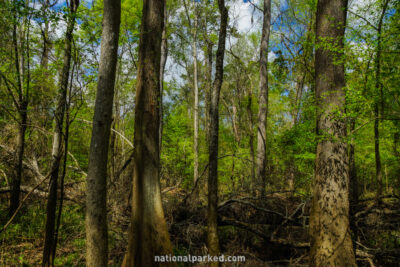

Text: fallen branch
xmin=0 ymin=186 xmax=77 ymax=203
xmin=218 ymin=199 xmax=299 ymax=224
xmin=1 ymin=172 xmax=51 ymax=233
xmin=220 ymin=216 xmax=309 ymax=248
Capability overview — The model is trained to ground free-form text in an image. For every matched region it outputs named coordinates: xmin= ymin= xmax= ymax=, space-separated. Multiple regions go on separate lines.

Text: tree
xmin=42 ymin=1 xmax=79 ymax=266
xmin=256 ymin=0 xmax=272 ymax=196
xmin=122 ymin=0 xmax=174 ymax=265
xmin=309 ymin=0 xmax=356 ymax=265
xmin=85 ymin=0 xmax=121 ymax=266
xmin=4 ymin=0 xmax=31 ymax=217
xmin=373 ymin=0 xmax=390 ymax=200
xmin=207 ymin=0 xmax=228 ymax=264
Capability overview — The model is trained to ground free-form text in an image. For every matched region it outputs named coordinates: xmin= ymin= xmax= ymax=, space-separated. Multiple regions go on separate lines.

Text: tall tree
xmin=42 ymin=1 xmax=79 ymax=266
xmin=122 ymin=0 xmax=174 ymax=266
xmin=256 ymin=0 xmax=272 ymax=196
xmin=6 ymin=0 xmax=31 ymax=217
xmin=85 ymin=0 xmax=121 ymax=266
xmin=191 ymin=3 xmax=199 ymax=194
xmin=374 ymin=0 xmax=390 ymax=199
xmin=309 ymin=0 xmax=356 ymax=265
xmin=207 ymin=0 xmax=228 ymax=264
xmin=183 ymin=0 xmax=200 ymax=192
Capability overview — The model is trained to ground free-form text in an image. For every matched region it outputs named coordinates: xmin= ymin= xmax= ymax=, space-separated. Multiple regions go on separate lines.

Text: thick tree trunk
xmin=122 ymin=0 xmax=174 ymax=266
xmin=256 ymin=0 xmax=271 ymax=197
xmin=42 ymin=1 xmax=78 ymax=266
xmin=85 ymin=0 xmax=121 ymax=266
xmin=309 ymin=0 xmax=356 ymax=265
xmin=207 ymin=0 xmax=228 ymax=264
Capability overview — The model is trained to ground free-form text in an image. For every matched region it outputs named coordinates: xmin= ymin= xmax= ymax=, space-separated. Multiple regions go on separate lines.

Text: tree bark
xmin=122 ymin=0 xmax=174 ymax=266
xmin=205 ymin=41 xmax=213 ymax=144
xmin=207 ymin=0 xmax=228 ymax=265
xmin=349 ymin=119 xmax=358 ymax=203
xmin=192 ymin=5 xmax=200 ymax=189
xmin=309 ymin=0 xmax=356 ymax=265
xmin=246 ymin=83 xmax=256 ymax=193
xmin=8 ymin=4 xmax=28 ymax=218
xmin=256 ymin=0 xmax=271 ymax=197
xmin=85 ymin=0 xmax=121 ymax=266
xmin=42 ymin=1 xmax=78 ymax=266
xmin=374 ymin=0 xmax=390 ymax=200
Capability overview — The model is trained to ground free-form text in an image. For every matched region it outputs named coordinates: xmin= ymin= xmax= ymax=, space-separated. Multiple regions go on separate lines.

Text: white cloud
xmin=268 ymin=51 xmax=277 ymax=62
xmin=230 ymin=1 xmax=258 ymax=33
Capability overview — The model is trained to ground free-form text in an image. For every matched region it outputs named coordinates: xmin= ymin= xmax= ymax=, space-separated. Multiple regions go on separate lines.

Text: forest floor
xmin=1 ymin=188 xmax=400 ymax=266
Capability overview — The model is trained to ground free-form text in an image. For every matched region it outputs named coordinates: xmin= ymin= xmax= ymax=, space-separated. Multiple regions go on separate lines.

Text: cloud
xmin=230 ymin=1 xmax=258 ymax=33
xmin=268 ymin=51 xmax=277 ymax=62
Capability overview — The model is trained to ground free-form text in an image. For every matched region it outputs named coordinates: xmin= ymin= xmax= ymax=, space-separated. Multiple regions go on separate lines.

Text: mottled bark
xmin=256 ymin=0 xmax=271 ymax=197
xmin=309 ymin=0 xmax=356 ymax=265
xmin=85 ymin=1 xmax=121 ymax=266
xmin=42 ymin=1 xmax=79 ymax=266
xmin=122 ymin=0 xmax=174 ymax=266
xmin=207 ymin=0 xmax=228 ymax=264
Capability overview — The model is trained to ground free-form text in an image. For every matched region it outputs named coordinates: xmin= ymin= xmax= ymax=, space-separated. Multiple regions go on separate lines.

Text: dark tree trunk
xmin=205 ymin=41 xmax=213 ymax=144
xmin=122 ymin=0 xmax=174 ymax=266
xmin=85 ymin=0 xmax=121 ymax=266
xmin=246 ymin=85 xmax=256 ymax=192
xmin=349 ymin=119 xmax=358 ymax=203
xmin=309 ymin=0 xmax=356 ymax=265
xmin=192 ymin=7 xmax=200 ymax=190
xmin=374 ymin=0 xmax=389 ymax=200
xmin=10 ymin=104 xmax=27 ymax=217
xmin=8 ymin=6 xmax=27 ymax=217
xmin=42 ymin=1 xmax=78 ymax=266
xmin=207 ymin=0 xmax=228 ymax=264
xmin=256 ymin=0 xmax=271 ymax=197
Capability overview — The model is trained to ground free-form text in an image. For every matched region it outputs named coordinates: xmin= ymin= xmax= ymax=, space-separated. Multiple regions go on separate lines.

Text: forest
xmin=0 ymin=0 xmax=399 ymax=266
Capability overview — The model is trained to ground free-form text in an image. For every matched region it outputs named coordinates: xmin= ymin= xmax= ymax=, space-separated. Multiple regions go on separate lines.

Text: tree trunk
xmin=42 ymin=1 xmax=78 ymax=266
xmin=122 ymin=0 xmax=174 ymax=266
xmin=349 ymin=119 xmax=358 ymax=203
xmin=9 ymin=7 xmax=27 ymax=217
xmin=85 ymin=0 xmax=121 ymax=266
xmin=309 ymin=0 xmax=356 ymax=265
xmin=10 ymin=105 xmax=27 ymax=217
xmin=205 ymin=41 xmax=213 ymax=144
xmin=256 ymin=0 xmax=271 ymax=197
xmin=192 ymin=7 xmax=199 ymax=189
xmin=374 ymin=0 xmax=389 ymax=199
xmin=207 ymin=0 xmax=228 ymax=264
xmin=246 ymin=83 xmax=256 ymax=193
